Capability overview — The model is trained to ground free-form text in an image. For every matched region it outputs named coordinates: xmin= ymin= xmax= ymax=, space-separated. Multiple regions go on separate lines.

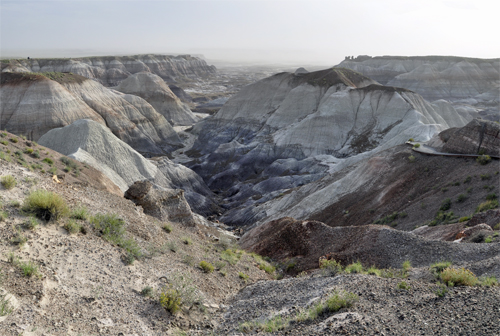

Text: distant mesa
xmin=337 ymin=55 xmax=500 ymax=103
xmin=0 ymin=54 xmax=216 ymax=87
xmin=294 ymin=67 xmax=309 ymax=75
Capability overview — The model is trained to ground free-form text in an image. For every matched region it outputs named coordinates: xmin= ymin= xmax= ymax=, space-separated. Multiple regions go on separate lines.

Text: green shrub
xmin=0 ymin=132 xmax=6 ymax=137
xmin=480 ymin=276 xmax=498 ymax=287
xmin=408 ymin=155 xmax=415 ymax=162
xmin=49 ymin=167 xmax=57 ymax=174
xmin=141 ymin=286 xmax=154 ymax=297
xmin=345 ymin=261 xmax=364 ymax=274
xmin=70 ymin=205 xmax=89 ymax=220
xmin=486 ymin=193 xmax=498 ymax=201
xmin=9 ymin=138 xmax=18 ymax=143
xmin=199 ymin=261 xmax=214 ymax=273
xmin=42 ymin=158 xmax=54 ymax=165
xmin=413 ymin=143 xmax=420 ymax=148
xmin=239 ymin=272 xmax=249 ymax=282
xmin=321 ymin=291 xmax=359 ymax=315
xmin=434 ymin=282 xmax=448 ymax=297
xmin=430 ymin=261 xmax=452 ymax=278
xmin=90 ymin=213 xmax=125 ymax=243
xmin=457 ymin=194 xmax=467 ymax=203
xmin=181 ymin=236 xmax=192 ymax=245
xmin=320 ymin=259 xmax=343 ymax=275
xmin=463 ymin=176 xmax=472 ymax=183
xmin=476 ymin=155 xmax=491 ymax=165
xmin=64 ymin=219 xmax=82 ymax=234
xmin=10 ymin=200 xmax=20 ymax=208
xmin=159 ymin=285 xmax=182 ymax=314
xmin=402 ymin=260 xmax=411 ymax=275
xmin=221 ymin=249 xmax=243 ymax=265
xmin=440 ymin=267 xmax=478 ymax=286
xmin=0 ymin=291 xmax=13 ymax=316
xmin=22 ymin=189 xmax=69 ymax=221
xmin=259 ymin=263 xmax=276 ymax=274
xmin=1 ymin=175 xmax=16 ymax=190
xmin=19 ymin=260 xmax=40 ymax=277
xmin=366 ymin=266 xmax=382 ymax=276
xmin=458 ymin=216 xmax=471 ymax=223
xmin=408 ymin=138 xmax=414 ymax=142
xmin=25 ymin=216 xmax=39 ymax=230
xmin=0 ymin=140 xmax=8 ymax=146
xmin=33 ymin=150 xmax=40 ymax=158
xmin=397 ymin=281 xmax=410 ymax=290
xmin=0 ymin=211 xmax=8 ymax=222
xmin=476 ymin=200 xmax=499 ymax=213
xmin=162 ymin=223 xmax=172 ymax=233
xmin=24 ymin=148 xmax=33 ymax=154
xmin=440 ymin=198 xmax=451 ymax=211
xmin=480 ymin=174 xmax=491 ymax=180
xmin=167 ymin=242 xmax=178 ymax=253
xmin=10 ymin=230 xmax=27 ymax=246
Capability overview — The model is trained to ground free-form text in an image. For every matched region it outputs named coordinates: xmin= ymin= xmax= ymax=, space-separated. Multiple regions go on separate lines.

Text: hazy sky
xmin=1 ymin=0 xmax=499 ymax=65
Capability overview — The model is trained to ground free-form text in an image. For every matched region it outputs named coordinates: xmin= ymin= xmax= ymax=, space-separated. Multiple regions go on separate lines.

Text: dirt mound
xmin=240 ymin=217 xmax=500 ymax=275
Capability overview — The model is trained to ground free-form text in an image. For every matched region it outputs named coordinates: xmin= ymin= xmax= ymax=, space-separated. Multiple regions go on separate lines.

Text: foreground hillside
xmin=1 ymin=131 xmax=499 ymax=336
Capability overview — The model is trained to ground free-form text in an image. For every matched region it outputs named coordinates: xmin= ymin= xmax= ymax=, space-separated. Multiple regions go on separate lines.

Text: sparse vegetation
xmin=345 ymin=261 xmax=364 ymax=274
xmin=159 ymin=285 xmax=182 ymax=314
xmin=476 ymin=154 xmax=491 ymax=165
xmin=1 ymin=175 xmax=17 ymax=190
xmin=439 ymin=198 xmax=451 ymax=211
xmin=239 ymin=272 xmax=249 ymax=282
xmin=90 ymin=213 xmax=142 ymax=264
xmin=397 ymin=281 xmax=410 ymax=290
xmin=440 ymin=267 xmax=478 ymax=287
xmin=456 ymin=194 xmax=467 ymax=203
xmin=199 ymin=261 xmax=214 ymax=273
xmin=408 ymin=155 xmax=415 ymax=162
xmin=141 ymin=286 xmax=154 ymax=298
xmin=9 ymin=137 xmax=18 ymax=143
xmin=162 ymin=223 xmax=172 ymax=233
xmin=181 ymin=236 xmax=192 ymax=245
xmin=475 ymin=199 xmax=499 ymax=213
xmin=413 ymin=143 xmax=420 ymax=148
xmin=42 ymin=158 xmax=54 ymax=165
xmin=221 ymin=248 xmax=243 ymax=265
xmin=22 ymin=189 xmax=69 ymax=221
xmin=374 ymin=211 xmax=406 ymax=225
xmin=479 ymin=276 xmax=498 ymax=287
xmin=463 ymin=176 xmax=472 ymax=183
xmin=64 ymin=219 xmax=82 ymax=234
xmin=70 ymin=205 xmax=89 ymax=220
xmin=18 ymin=260 xmax=40 ymax=277
xmin=25 ymin=216 xmax=39 ymax=230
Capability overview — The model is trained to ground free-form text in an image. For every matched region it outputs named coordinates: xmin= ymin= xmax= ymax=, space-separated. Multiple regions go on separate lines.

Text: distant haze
xmin=1 ymin=0 xmax=499 ymax=66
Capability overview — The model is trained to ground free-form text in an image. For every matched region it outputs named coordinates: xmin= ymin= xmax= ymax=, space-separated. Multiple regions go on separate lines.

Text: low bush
xmin=64 ymin=219 xmax=82 ymax=234
xmin=463 ymin=176 xmax=472 ymax=183
xmin=9 ymin=138 xmax=18 ymax=143
xmin=19 ymin=260 xmax=40 ymax=277
xmin=457 ymin=194 xmax=467 ymax=203
xmin=159 ymin=285 xmax=182 ymax=314
xmin=25 ymin=216 xmax=39 ymax=230
xmin=239 ymin=272 xmax=249 ymax=282
xmin=430 ymin=261 xmax=452 ymax=277
xmin=475 ymin=200 xmax=499 ymax=213
xmin=320 ymin=259 xmax=343 ymax=275
xmin=70 ymin=205 xmax=89 ymax=220
xmin=162 ymin=223 xmax=172 ymax=233
xmin=221 ymin=249 xmax=243 ymax=265
xmin=181 ymin=236 xmax=192 ymax=245
xmin=440 ymin=198 xmax=451 ymax=211
xmin=1 ymin=175 xmax=16 ymax=190
xmin=22 ymin=189 xmax=69 ymax=221
xmin=486 ymin=193 xmax=498 ymax=201
xmin=42 ymin=158 xmax=54 ymax=165
xmin=397 ymin=281 xmax=411 ymax=290
xmin=476 ymin=155 xmax=491 ymax=165
xmin=199 ymin=261 xmax=214 ymax=273
xmin=141 ymin=286 xmax=154 ymax=298
xmin=24 ymin=148 xmax=34 ymax=154
xmin=413 ymin=143 xmax=420 ymax=148
xmin=345 ymin=261 xmax=364 ymax=274
xmin=0 ymin=211 xmax=7 ymax=222
xmin=480 ymin=276 xmax=498 ymax=287
xmin=440 ymin=267 xmax=478 ymax=287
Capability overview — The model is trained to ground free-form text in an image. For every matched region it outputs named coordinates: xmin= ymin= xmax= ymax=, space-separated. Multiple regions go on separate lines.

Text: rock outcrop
xmin=1 ymin=54 xmax=216 ymax=86
xmin=0 ymin=72 xmax=181 ymax=155
xmin=240 ymin=217 xmax=500 ymax=274
xmin=124 ymin=181 xmax=196 ymax=226
xmin=439 ymin=119 xmax=500 ymax=156
xmin=38 ymin=119 xmax=219 ymax=216
xmin=188 ymin=68 xmax=472 ymax=225
xmin=116 ymin=72 xmax=197 ymax=126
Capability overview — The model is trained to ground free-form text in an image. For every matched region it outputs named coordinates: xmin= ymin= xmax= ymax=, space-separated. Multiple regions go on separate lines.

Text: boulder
xmin=125 ymin=181 xmax=196 ymax=226
xmin=456 ymin=224 xmax=493 ymax=241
